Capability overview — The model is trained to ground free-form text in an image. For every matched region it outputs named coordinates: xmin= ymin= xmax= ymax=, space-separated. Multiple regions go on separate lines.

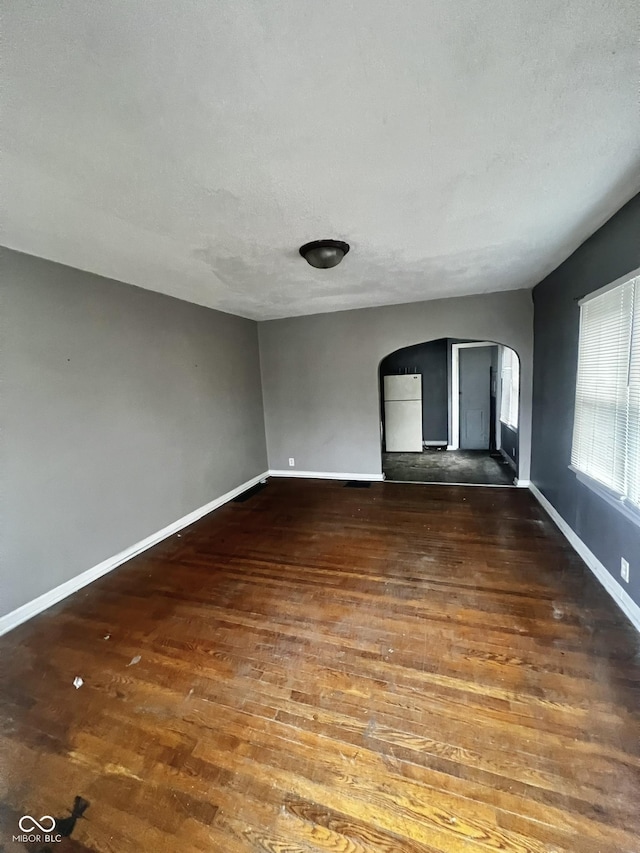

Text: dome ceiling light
xmin=299 ymin=239 xmax=350 ymax=269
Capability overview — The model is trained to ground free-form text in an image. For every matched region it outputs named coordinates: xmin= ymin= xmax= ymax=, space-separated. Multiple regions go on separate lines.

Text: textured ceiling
xmin=4 ymin=1 xmax=639 ymax=320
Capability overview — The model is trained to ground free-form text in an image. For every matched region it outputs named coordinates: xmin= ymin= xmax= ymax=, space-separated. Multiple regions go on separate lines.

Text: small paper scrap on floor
xmin=73 ymin=676 xmax=83 ymax=689
xmin=127 ymin=655 xmax=141 ymax=667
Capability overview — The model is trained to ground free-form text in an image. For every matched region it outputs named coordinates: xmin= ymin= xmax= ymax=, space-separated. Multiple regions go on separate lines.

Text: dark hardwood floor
xmin=1 ymin=479 xmax=639 ymax=852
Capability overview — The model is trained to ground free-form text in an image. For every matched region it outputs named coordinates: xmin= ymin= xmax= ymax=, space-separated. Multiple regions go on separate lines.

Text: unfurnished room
xmin=1 ymin=2 xmax=639 ymax=852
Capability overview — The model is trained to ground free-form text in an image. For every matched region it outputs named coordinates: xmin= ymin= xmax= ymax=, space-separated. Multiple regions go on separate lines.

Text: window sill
xmin=569 ymin=466 xmax=640 ymax=529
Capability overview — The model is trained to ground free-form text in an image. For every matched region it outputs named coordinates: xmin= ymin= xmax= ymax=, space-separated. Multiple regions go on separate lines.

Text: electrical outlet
xmin=621 ymin=557 xmax=630 ymax=584
xmin=288 ymin=457 xmax=295 ymax=467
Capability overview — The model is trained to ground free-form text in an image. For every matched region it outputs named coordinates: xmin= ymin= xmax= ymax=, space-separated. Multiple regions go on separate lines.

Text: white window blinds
xmin=627 ymin=282 xmax=640 ymax=508
xmin=571 ymin=273 xmax=639 ymax=510
xmin=500 ymin=347 xmax=519 ymax=429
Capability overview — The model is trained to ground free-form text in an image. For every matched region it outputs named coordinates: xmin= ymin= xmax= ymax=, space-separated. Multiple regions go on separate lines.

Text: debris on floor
xmin=73 ymin=676 xmax=83 ymax=689
xmin=54 ymin=795 xmax=90 ymax=837
xmin=127 ymin=655 xmax=141 ymax=667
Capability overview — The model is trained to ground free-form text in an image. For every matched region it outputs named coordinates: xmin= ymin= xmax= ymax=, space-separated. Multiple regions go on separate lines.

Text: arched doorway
xmin=379 ymin=338 xmax=520 ymax=484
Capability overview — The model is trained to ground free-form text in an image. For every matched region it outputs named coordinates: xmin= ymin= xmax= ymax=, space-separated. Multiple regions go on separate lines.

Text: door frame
xmin=450 ymin=341 xmax=496 ymax=450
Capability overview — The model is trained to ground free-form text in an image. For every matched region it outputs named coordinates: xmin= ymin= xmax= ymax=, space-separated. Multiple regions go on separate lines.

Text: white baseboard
xmin=423 ymin=440 xmax=448 ymax=447
xmin=269 ymin=470 xmax=384 ymax=482
xmin=0 ymin=470 xmax=270 ymax=637
xmin=529 ymin=482 xmax=640 ymax=633
xmin=515 ymin=479 xmax=530 ymax=488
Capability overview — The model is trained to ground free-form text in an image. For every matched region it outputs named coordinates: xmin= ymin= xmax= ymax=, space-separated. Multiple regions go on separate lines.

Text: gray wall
xmin=531 ymin=193 xmax=640 ymax=608
xmin=380 ymin=339 xmax=448 ymax=444
xmin=259 ymin=289 xmax=533 ymax=479
xmin=1 ymin=249 xmax=268 ymax=618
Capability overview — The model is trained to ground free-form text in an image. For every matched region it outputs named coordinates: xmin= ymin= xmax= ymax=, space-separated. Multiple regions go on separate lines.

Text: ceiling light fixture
xmin=299 ymin=239 xmax=350 ymax=269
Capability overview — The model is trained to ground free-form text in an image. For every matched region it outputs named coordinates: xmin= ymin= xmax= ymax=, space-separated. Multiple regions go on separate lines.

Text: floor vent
xmin=344 ymin=481 xmax=371 ymax=488
xmin=233 ymin=482 xmax=268 ymax=503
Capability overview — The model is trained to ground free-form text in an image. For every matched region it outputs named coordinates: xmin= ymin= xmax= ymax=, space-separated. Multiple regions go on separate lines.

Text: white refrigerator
xmin=383 ymin=374 xmax=423 ymax=452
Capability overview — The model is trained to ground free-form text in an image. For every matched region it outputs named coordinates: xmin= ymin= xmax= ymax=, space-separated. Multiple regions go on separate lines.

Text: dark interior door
xmin=459 ymin=346 xmax=493 ymax=449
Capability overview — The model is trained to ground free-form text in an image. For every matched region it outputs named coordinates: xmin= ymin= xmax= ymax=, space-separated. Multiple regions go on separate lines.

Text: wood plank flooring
xmin=1 ymin=479 xmax=639 ymax=853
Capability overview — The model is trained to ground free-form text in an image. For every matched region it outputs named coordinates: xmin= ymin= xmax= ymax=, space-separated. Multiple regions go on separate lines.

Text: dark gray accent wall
xmin=501 ymin=423 xmax=518 ymax=465
xmin=1 ymin=248 xmax=268 ymax=619
xmin=531 ymin=193 xmax=640 ymax=608
xmin=380 ymin=339 xmax=448 ymax=444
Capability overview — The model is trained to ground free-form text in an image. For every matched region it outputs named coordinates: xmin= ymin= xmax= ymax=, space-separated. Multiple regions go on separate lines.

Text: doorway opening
xmin=379 ymin=338 xmax=520 ymax=485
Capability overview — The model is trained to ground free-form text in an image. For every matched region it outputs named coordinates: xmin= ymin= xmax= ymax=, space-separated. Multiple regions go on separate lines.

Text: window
xmin=500 ymin=347 xmax=519 ymax=429
xmin=571 ymin=271 xmax=639 ymax=512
